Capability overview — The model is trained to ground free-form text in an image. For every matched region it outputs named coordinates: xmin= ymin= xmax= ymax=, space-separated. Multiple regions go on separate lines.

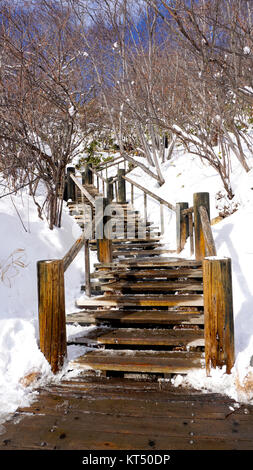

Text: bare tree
xmin=0 ymin=0 xmax=94 ymax=228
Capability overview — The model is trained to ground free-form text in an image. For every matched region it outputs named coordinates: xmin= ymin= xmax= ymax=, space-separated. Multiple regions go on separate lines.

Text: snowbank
xmin=0 ymin=189 xmax=95 ymax=428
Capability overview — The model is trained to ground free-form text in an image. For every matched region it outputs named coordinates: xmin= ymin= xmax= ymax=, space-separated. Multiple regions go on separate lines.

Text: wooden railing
xmin=37 ymin=229 xmax=91 ymax=374
xmin=176 ymin=191 xmax=234 ymax=376
xmin=39 ymin=167 xmax=234 ymax=377
xmin=198 ymin=205 xmax=217 ymax=257
xmin=122 ymin=174 xmax=176 ymax=236
xmin=70 ymin=173 xmax=96 ymax=206
xmin=176 ymin=192 xmax=217 ymax=259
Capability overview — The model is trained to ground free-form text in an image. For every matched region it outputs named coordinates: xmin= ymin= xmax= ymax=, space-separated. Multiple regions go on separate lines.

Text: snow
xmin=68 ymin=105 xmax=75 ymax=117
xmin=1 ymin=133 xmax=253 ymax=426
xmin=243 ymin=46 xmax=251 ymax=55
xmin=0 ymin=187 xmax=98 ymax=430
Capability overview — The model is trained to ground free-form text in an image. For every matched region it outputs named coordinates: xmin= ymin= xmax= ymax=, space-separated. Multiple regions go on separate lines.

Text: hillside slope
xmin=1 ymin=143 xmax=253 ymax=428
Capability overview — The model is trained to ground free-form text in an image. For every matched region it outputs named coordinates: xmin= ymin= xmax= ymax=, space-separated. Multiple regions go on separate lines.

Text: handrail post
xmin=95 ymin=197 xmax=112 ymax=263
xmin=84 ymin=239 xmax=91 ymax=297
xmin=117 ymin=168 xmax=126 ymax=203
xmin=188 ymin=212 xmax=194 ymax=256
xmin=114 ymin=178 xmax=118 ymax=201
xmin=106 ymin=176 xmax=114 ymax=203
xmin=203 ymin=257 xmax=235 ymax=376
xmin=66 ymin=166 xmax=76 ymax=203
xmin=176 ymin=202 xmax=189 ymax=253
xmin=37 ymin=259 xmax=67 ymax=374
xmin=193 ymin=192 xmax=210 ymax=260
xmin=84 ymin=162 xmax=93 ymax=185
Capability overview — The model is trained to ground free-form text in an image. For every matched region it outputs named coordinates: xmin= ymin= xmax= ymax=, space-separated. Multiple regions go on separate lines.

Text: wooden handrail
xmin=121 ymin=153 xmax=160 ymax=182
xmin=110 ymin=166 xmax=132 ymax=184
xmin=98 ymin=158 xmax=125 ymax=170
xmin=70 ymin=173 xmax=96 ymax=206
xmin=89 ymin=166 xmax=107 ymax=182
xmin=97 ymin=155 xmax=123 ymax=169
xmin=123 ymin=175 xmax=176 ymax=212
xmin=181 ymin=206 xmax=194 ymax=216
xmin=198 ymin=205 xmax=217 ymax=256
xmin=63 ymin=233 xmax=85 ymax=272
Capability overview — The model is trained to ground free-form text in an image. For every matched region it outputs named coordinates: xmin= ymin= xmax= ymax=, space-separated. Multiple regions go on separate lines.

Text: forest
xmin=0 ymin=0 xmax=252 ymax=228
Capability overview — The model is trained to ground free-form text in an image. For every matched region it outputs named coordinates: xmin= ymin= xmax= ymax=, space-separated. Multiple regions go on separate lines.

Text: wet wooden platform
xmin=1 ymin=372 xmax=253 ymax=451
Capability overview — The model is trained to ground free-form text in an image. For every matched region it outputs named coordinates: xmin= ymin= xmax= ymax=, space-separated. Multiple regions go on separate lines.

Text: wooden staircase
xmin=66 ymin=183 xmax=206 ymax=378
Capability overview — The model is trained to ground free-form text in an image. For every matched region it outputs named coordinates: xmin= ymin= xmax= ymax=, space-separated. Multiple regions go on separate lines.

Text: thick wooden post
xmin=117 ymin=168 xmax=126 ymax=203
xmin=95 ymin=197 xmax=112 ymax=263
xmin=84 ymin=239 xmax=91 ymax=297
xmin=106 ymin=177 xmax=114 ymax=203
xmin=63 ymin=174 xmax=68 ymax=202
xmin=203 ymin=257 xmax=234 ymax=376
xmin=176 ymin=202 xmax=189 ymax=253
xmin=37 ymin=259 xmax=67 ymax=374
xmin=188 ymin=212 xmax=194 ymax=256
xmin=66 ymin=167 xmax=76 ymax=202
xmin=193 ymin=192 xmax=210 ymax=260
xmin=84 ymin=162 xmax=93 ymax=185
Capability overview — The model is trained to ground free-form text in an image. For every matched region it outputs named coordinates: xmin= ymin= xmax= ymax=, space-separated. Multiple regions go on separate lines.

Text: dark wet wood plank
xmin=100 ymin=280 xmax=203 ymax=292
xmin=94 ymin=258 xmax=202 ymax=269
xmin=66 ymin=309 xmax=204 ymax=326
xmin=70 ymin=349 xmax=205 ymax=374
xmin=1 ymin=375 xmax=253 ymax=451
xmin=76 ymin=294 xmax=204 ymax=308
xmin=69 ymin=327 xmax=204 ymax=347
xmin=112 ymin=249 xmax=175 ymax=257
xmin=91 ymin=268 xmax=203 ymax=280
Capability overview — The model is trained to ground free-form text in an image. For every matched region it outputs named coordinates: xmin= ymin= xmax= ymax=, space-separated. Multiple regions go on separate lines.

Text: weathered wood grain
xmin=203 ymin=257 xmax=235 ymax=375
xmin=198 ymin=205 xmax=217 ymax=256
xmin=76 ymin=294 xmax=204 ymax=308
xmin=70 ymin=327 xmax=204 ymax=347
xmin=70 ymin=349 xmax=205 ymax=374
xmin=37 ymin=259 xmax=67 ymax=373
xmin=193 ymin=192 xmax=210 ymax=260
xmin=66 ymin=309 xmax=204 ymax=326
xmin=100 ymin=280 xmax=203 ymax=292
xmin=1 ymin=372 xmax=252 ymax=451
xmin=176 ymin=202 xmax=189 ymax=253
xmin=91 ymin=268 xmax=203 ymax=279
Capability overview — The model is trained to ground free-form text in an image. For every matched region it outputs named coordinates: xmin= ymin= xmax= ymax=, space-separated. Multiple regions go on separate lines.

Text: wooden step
xmin=69 ymin=327 xmax=204 ymax=348
xmin=112 ymin=242 xmax=162 ymax=249
xmin=106 ymin=219 xmax=155 ymax=225
xmin=100 ymin=280 xmax=203 ymax=293
xmin=69 ymin=349 xmax=205 ymax=374
xmin=66 ymin=309 xmax=204 ymax=326
xmin=91 ymin=242 xmax=162 ymax=252
xmin=90 ymin=238 xmax=162 ymax=244
xmin=76 ymin=294 xmax=204 ymax=308
xmin=113 ymin=249 xmax=175 ymax=257
xmin=90 ymin=268 xmax=203 ymax=280
xmin=118 ymin=258 xmax=202 ymax=267
xmin=94 ymin=258 xmax=202 ymax=269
